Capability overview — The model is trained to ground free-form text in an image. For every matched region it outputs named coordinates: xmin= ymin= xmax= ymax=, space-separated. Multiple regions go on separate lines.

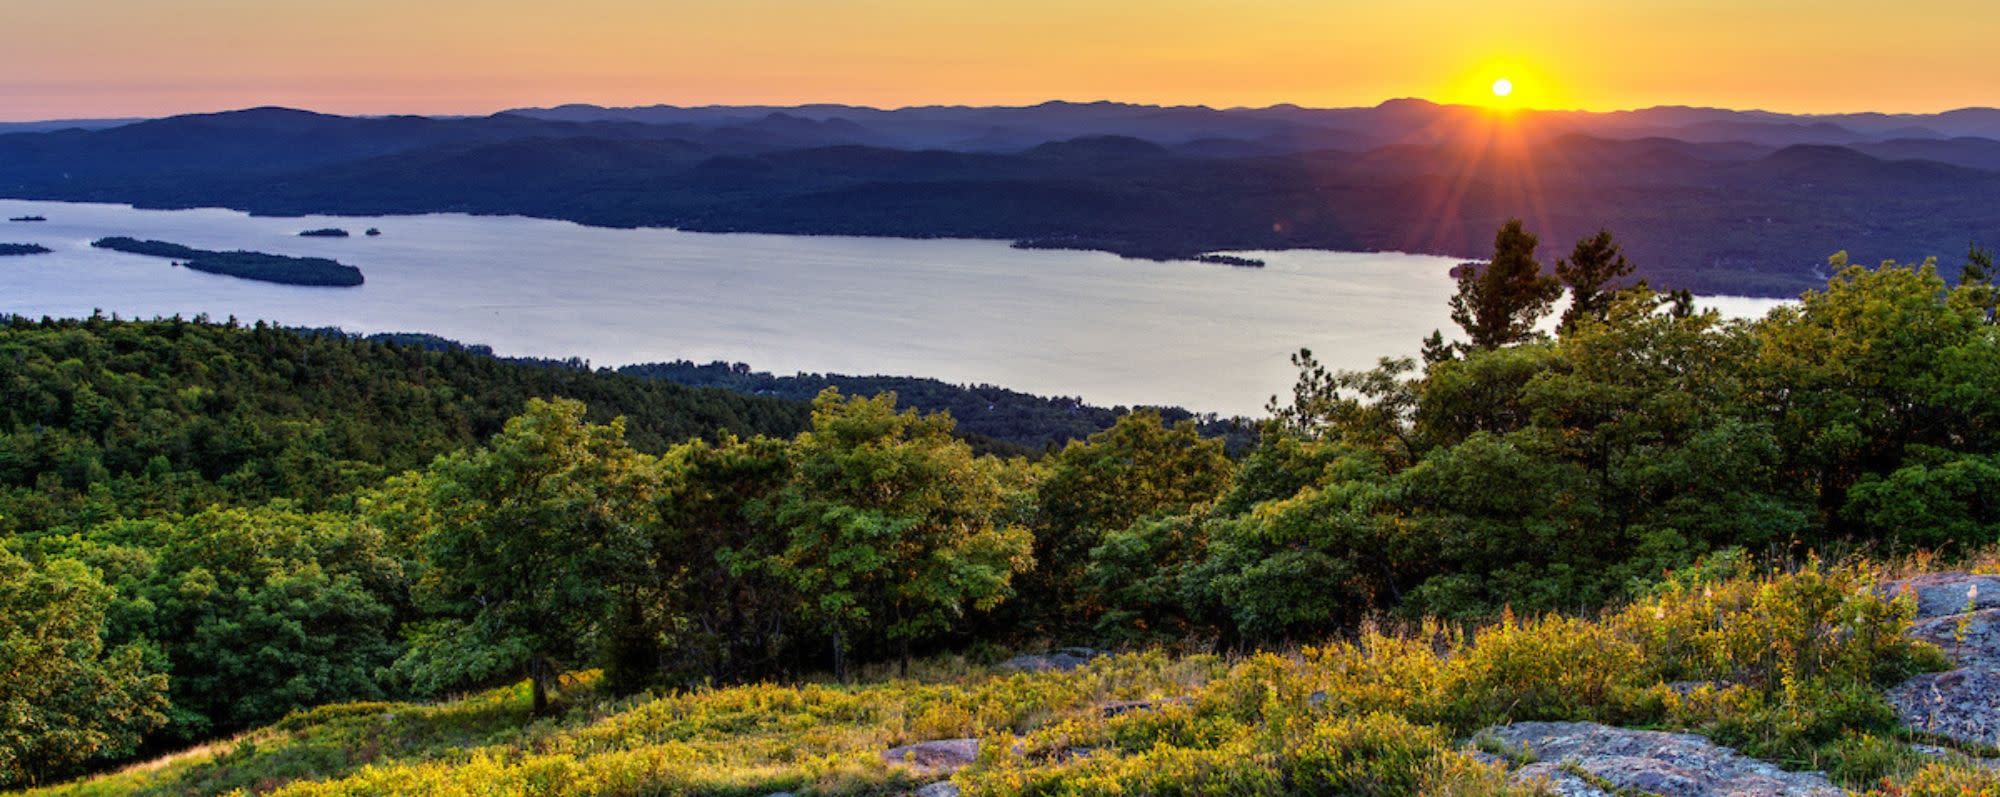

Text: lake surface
xmin=0 ymin=200 xmax=1787 ymax=416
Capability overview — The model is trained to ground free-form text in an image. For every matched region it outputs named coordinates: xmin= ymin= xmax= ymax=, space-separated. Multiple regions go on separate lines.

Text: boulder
xmin=882 ymin=738 xmax=980 ymax=777
xmin=913 ymin=782 xmax=961 ymax=797
xmin=1000 ymin=647 xmax=1103 ymax=673
xmin=1477 ymin=722 xmax=1844 ymax=797
xmin=1888 ymin=667 xmax=2000 ymax=748
xmin=1881 ymin=573 xmax=2000 ymax=620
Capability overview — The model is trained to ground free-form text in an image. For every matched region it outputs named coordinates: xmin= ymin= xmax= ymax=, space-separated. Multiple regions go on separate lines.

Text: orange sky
xmin=4 ymin=0 xmax=1997 ymax=120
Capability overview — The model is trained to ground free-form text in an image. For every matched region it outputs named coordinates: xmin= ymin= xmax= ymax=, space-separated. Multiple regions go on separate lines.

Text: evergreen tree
xmin=1447 ymin=219 xmax=1562 ymax=350
xmin=1961 ymin=243 xmax=1996 ymax=323
xmin=1555 ymin=228 xmax=1635 ymax=331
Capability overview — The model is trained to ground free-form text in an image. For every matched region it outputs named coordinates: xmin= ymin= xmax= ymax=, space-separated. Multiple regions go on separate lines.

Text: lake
xmin=0 ymin=200 xmax=1787 ymax=416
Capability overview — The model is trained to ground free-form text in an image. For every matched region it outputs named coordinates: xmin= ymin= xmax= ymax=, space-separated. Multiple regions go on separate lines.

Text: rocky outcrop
xmin=1891 ymin=666 xmax=2000 ymax=748
xmin=1881 ymin=573 xmax=2000 ymax=619
xmin=912 ymin=782 xmax=960 ymax=797
xmin=1510 ymin=762 xmax=1614 ymax=797
xmin=1000 ymin=648 xmax=1103 ymax=673
xmin=881 ymin=738 xmax=980 ymax=777
xmin=1906 ymin=608 xmax=2000 ymax=663
xmin=1885 ymin=574 xmax=2000 ymax=749
xmin=1476 ymin=722 xmax=1844 ymax=797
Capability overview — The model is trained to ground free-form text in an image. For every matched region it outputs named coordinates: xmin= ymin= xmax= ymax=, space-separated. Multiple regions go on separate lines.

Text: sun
xmin=1491 ymin=78 xmax=1514 ymax=99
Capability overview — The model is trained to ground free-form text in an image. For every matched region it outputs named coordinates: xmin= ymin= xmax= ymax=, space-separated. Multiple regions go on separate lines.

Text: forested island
xmin=0 ymin=242 xmax=51 ymax=255
xmin=8 ymin=215 xmax=47 ymax=222
xmin=16 ymin=222 xmax=2000 ymax=795
xmin=91 ymin=236 xmax=365 ymax=286
xmin=298 ymin=227 xmax=350 ymax=237
xmin=1194 ymin=253 xmax=1265 ymax=268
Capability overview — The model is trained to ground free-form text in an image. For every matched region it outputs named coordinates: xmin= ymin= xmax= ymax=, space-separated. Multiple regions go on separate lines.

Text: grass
xmin=25 ymin=561 xmax=2000 ymax=797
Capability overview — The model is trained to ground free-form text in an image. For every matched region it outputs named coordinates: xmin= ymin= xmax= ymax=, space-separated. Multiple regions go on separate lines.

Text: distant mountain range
xmin=7 ymin=99 xmax=2000 ymax=296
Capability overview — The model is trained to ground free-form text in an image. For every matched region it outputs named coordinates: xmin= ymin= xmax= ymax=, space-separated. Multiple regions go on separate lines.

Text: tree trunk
xmin=832 ymin=628 xmax=849 ymax=683
xmin=529 ymin=655 xmax=551 ymax=716
xmin=899 ymin=637 xmax=911 ymax=678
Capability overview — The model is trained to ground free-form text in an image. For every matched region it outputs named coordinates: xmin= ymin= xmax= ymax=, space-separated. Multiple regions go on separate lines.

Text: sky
xmin=4 ymin=0 xmax=1997 ymax=121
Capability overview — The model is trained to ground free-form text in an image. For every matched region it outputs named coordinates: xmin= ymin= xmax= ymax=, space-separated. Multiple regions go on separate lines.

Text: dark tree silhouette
xmin=1447 ymin=219 xmax=1561 ymax=350
xmin=1556 ymin=228 xmax=1635 ymax=331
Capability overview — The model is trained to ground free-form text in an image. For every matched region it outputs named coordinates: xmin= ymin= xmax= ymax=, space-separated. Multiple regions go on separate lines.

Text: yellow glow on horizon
xmin=2 ymin=0 xmax=1998 ymax=120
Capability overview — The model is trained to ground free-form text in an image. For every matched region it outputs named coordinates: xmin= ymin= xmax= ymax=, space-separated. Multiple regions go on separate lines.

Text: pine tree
xmin=1447 ymin=219 xmax=1562 ymax=350
xmin=1556 ymin=228 xmax=1635 ymax=331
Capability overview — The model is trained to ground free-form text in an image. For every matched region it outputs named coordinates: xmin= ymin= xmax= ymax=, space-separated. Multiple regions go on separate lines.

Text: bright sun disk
xmin=1491 ymin=78 xmax=1513 ymax=98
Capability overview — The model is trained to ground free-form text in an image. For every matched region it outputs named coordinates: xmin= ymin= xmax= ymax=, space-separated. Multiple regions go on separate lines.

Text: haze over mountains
xmin=7 ymin=99 xmax=2000 ymax=296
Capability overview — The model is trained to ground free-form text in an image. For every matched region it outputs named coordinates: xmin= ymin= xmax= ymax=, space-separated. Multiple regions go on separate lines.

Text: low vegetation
xmin=18 ymin=563 xmax=1995 ymax=796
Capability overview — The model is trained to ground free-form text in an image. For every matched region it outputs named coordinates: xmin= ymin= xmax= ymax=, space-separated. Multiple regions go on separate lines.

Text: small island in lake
xmin=1010 ymin=237 xmax=1262 ymax=267
xmin=8 ymin=215 xmax=47 ymax=222
xmin=0 ymin=243 xmax=52 ymax=256
xmin=1194 ymin=253 xmax=1266 ymax=268
xmin=91 ymin=236 xmax=365 ymax=286
xmin=299 ymin=227 xmax=351 ymax=237
xmin=365 ymin=227 xmax=382 ymax=236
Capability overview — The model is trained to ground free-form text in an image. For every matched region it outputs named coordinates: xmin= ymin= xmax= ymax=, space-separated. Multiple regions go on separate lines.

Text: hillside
xmin=8 ymin=102 xmax=2000 ymax=295
xmin=0 ymin=314 xmax=809 ymax=535
xmin=24 ymin=565 xmax=2000 ymax=796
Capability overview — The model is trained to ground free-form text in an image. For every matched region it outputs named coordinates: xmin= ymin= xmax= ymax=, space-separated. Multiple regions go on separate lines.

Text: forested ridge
xmin=12 ymin=224 xmax=2000 ymax=794
xmin=618 ymin=360 xmax=1250 ymax=454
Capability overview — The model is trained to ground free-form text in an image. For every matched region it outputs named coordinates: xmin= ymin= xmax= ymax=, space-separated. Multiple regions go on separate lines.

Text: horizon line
xmin=7 ymin=96 xmax=2000 ymax=126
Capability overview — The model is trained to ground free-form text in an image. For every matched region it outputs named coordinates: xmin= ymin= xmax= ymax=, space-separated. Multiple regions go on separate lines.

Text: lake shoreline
xmin=0 ymin=199 xmax=1789 ymax=416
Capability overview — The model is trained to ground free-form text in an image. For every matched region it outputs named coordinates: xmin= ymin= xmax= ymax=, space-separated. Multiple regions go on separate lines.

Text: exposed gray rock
xmin=1098 ymin=697 xmax=1192 ymax=718
xmin=1478 ymin=722 xmax=1844 ymax=797
xmin=913 ymin=782 xmax=961 ymax=797
xmin=1884 ymin=574 xmax=2000 ymax=750
xmin=1911 ymin=742 xmax=2000 ymax=770
xmin=1881 ymin=573 xmax=2000 ymax=620
xmin=1889 ymin=667 xmax=2000 ymax=748
xmin=1000 ymin=647 xmax=1103 ymax=673
xmin=1906 ymin=608 xmax=2000 ymax=666
xmin=1511 ymin=762 xmax=1615 ymax=797
xmin=1664 ymin=680 xmax=1730 ymax=697
xmin=881 ymin=738 xmax=980 ymax=777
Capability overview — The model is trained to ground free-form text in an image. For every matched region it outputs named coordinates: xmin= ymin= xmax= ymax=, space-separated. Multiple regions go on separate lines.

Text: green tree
xmin=1555 ymin=228 xmax=1635 ymax=332
xmin=627 ymin=434 xmax=798 ymax=687
xmin=392 ymin=398 xmax=657 ymax=715
xmin=0 ymin=549 xmax=167 ymax=788
xmin=1961 ymin=243 xmax=1996 ymax=323
xmin=1446 ymin=218 xmax=1562 ymax=351
xmin=1027 ymin=410 xmax=1231 ymax=628
xmin=765 ymin=390 xmax=1032 ymax=678
xmin=1752 ymin=255 xmax=1997 ymax=534
xmin=69 ymin=506 xmax=406 ymax=739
